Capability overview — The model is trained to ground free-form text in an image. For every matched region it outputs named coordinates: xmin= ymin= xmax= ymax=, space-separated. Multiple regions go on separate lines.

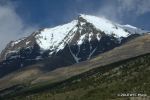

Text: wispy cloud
xmin=118 ymin=0 xmax=150 ymax=15
xmin=94 ymin=0 xmax=150 ymax=23
xmin=0 ymin=2 xmax=38 ymax=52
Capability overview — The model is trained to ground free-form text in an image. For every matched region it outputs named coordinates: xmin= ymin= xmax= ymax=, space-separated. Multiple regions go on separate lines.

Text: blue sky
xmin=11 ymin=0 xmax=106 ymax=28
xmin=11 ymin=0 xmax=150 ymax=29
xmin=0 ymin=0 xmax=150 ymax=51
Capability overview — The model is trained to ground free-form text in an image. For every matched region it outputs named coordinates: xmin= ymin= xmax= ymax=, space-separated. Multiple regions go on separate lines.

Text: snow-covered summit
xmin=79 ymin=14 xmax=147 ymax=37
xmin=34 ymin=14 xmax=148 ymax=51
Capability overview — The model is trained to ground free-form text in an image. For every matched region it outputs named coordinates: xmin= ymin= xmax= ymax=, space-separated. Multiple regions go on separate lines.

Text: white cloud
xmin=94 ymin=0 xmax=150 ymax=23
xmin=0 ymin=4 xmax=38 ymax=52
xmin=94 ymin=3 xmax=122 ymax=23
xmin=118 ymin=0 xmax=150 ymax=15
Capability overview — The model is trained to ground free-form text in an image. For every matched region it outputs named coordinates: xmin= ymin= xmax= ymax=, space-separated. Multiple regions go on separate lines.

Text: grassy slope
xmin=3 ymin=53 xmax=150 ymax=100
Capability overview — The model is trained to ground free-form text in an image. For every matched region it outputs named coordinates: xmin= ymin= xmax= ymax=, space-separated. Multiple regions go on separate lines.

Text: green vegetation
xmin=2 ymin=53 xmax=150 ymax=100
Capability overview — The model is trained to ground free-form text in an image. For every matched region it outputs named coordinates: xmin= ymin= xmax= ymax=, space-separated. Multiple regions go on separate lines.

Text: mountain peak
xmin=78 ymin=14 xmax=109 ymax=21
xmin=78 ymin=14 xmax=148 ymax=37
xmin=78 ymin=14 xmax=111 ymax=24
xmin=77 ymin=14 xmax=129 ymax=37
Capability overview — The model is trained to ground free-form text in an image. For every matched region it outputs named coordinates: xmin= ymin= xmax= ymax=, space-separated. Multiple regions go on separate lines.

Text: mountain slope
xmin=1 ymin=46 xmax=150 ymax=100
xmin=0 ymin=14 xmax=148 ymax=78
xmin=0 ymin=34 xmax=150 ymax=94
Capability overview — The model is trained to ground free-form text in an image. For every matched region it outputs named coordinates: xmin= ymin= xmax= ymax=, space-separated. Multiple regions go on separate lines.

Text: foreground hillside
xmin=2 ymin=52 xmax=150 ymax=100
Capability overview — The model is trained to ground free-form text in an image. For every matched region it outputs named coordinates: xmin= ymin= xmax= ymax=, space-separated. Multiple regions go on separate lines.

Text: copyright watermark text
xmin=117 ymin=93 xmax=147 ymax=97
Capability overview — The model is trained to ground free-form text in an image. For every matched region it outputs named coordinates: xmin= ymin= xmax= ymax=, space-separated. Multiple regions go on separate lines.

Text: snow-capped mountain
xmin=0 ymin=14 xmax=148 ymax=77
xmin=35 ymin=14 xmax=147 ymax=52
